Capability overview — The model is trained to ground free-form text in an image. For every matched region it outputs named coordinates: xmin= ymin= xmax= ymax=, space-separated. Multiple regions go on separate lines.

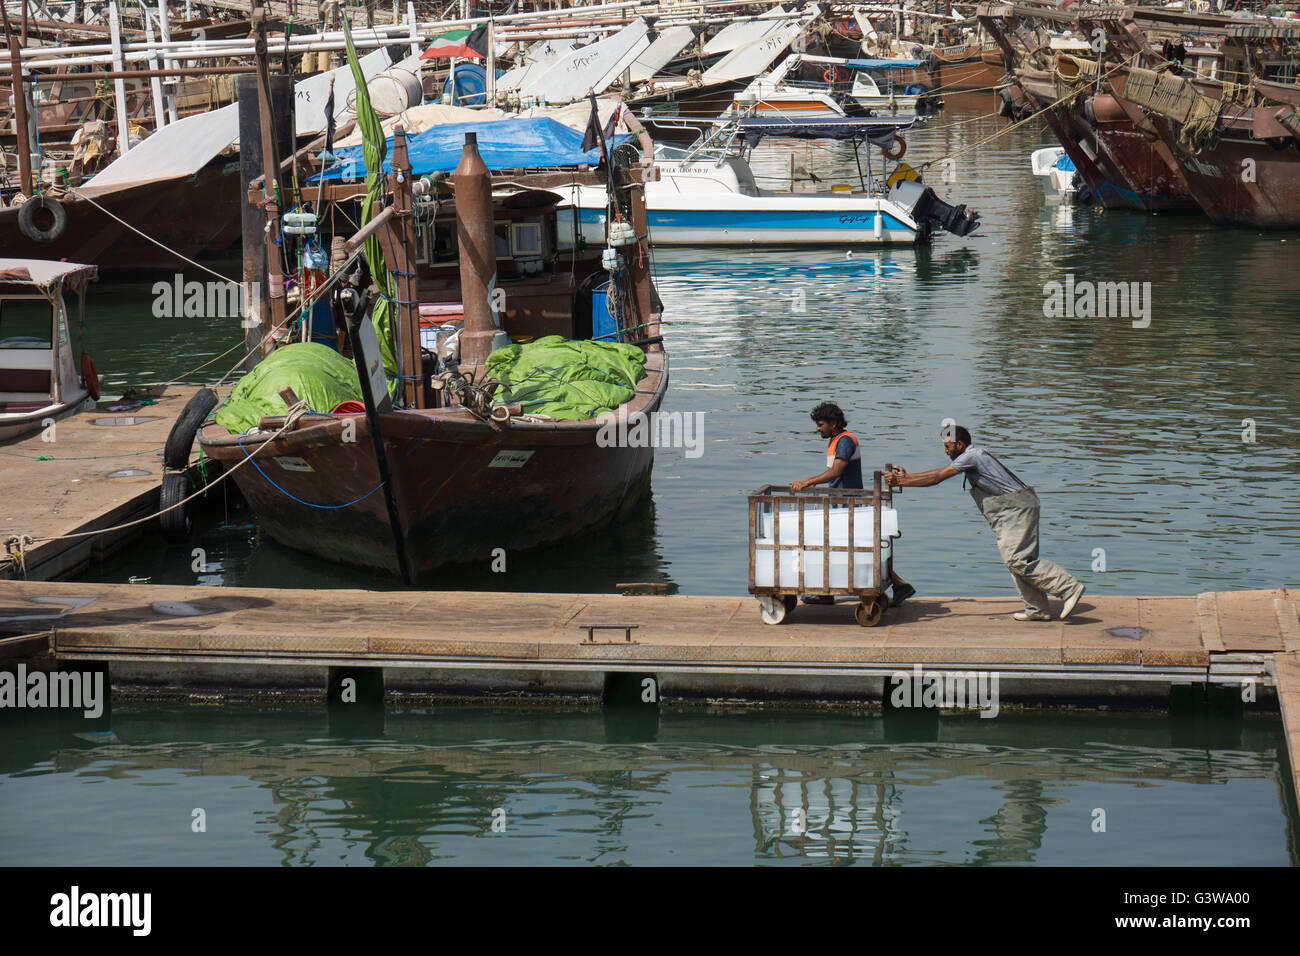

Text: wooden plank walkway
xmin=2 ymin=582 xmax=1296 ymax=800
xmin=0 ymin=386 xmax=202 ymax=582
xmin=0 ymin=580 xmax=1287 ymax=670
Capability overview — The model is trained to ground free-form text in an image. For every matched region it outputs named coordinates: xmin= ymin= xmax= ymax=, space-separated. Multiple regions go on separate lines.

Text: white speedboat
xmin=1030 ymin=146 xmax=1079 ymax=203
xmin=849 ymin=67 xmax=924 ymax=114
xmin=563 ymin=115 xmax=979 ymax=246
xmin=0 ymin=259 xmax=101 ymax=443
xmin=721 ymin=53 xmax=936 ymax=119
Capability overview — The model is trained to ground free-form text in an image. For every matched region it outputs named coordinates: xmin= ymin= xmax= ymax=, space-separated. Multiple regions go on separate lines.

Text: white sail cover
xmin=516 ymin=18 xmax=651 ymax=104
xmin=701 ymin=3 xmax=798 ymax=55
xmin=497 ymin=36 xmax=591 ymax=92
xmin=526 ymin=35 xmax=585 ymax=62
xmin=702 ymin=10 xmax=820 ymax=85
xmin=629 ymin=26 xmax=698 ymax=83
xmin=82 ymin=47 xmax=393 ymax=194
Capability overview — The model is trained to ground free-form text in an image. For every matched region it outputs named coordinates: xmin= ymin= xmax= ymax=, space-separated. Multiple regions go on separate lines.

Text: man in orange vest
xmin=791 ymin=402 xmax=915 ymax=606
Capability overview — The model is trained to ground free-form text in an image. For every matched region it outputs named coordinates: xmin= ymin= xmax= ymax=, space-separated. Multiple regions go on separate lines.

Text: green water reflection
xmin=0 ymin=707 xmax=1293 ymax=866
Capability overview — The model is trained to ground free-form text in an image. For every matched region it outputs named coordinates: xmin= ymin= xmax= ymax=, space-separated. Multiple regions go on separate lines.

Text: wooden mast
xmin=1 ymin=3 xmax=34 ymax=197
xmin=253 ymin=5 xmax=289 ymax=346
xmin=390 ymin=127 xmax=423 ymax=409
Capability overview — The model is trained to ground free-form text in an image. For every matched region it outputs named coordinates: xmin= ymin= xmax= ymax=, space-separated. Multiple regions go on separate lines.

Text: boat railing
xmin=678 ymin=115 xmax=745 ymax=165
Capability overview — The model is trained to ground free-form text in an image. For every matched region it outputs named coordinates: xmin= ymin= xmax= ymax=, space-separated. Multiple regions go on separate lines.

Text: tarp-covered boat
xmin=197 ymin=31 xmax=667 ymax=578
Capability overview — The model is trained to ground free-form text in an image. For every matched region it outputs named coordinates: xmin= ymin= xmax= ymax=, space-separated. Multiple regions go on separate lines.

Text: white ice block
xmin=753 ymin=504 xmax=898 ymax=590
xmin=756 ymin=505 xmax=899 ymax=545
xmin=753 ymin=545 xmax=890 ymax=589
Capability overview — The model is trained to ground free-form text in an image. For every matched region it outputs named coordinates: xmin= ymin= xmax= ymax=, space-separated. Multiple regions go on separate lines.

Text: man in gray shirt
xmin=885 ymin=425 xmax=1085 ymax=621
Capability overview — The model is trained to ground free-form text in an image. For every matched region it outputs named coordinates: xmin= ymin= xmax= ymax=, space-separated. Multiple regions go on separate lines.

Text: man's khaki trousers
xmin=971 ymin=486 xmax=1079 ymax=614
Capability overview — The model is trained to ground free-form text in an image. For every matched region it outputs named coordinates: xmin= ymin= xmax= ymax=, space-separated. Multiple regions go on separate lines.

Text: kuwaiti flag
xmin=419 ymin=27 xmax=488 ymax=60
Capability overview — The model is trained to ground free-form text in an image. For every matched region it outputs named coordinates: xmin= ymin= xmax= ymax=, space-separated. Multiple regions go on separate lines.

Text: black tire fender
xmin=164 ymin=387 xmax=219 ymax=469
xmin=17 ymin=195 xmax=68 ymax=244
xmin=159 ymin=472 xmax=193 ymax=543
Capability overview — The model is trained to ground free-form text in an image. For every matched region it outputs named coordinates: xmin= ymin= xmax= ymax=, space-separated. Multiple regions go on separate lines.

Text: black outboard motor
xmin=887 ymin=178 xmax=981 ymax=238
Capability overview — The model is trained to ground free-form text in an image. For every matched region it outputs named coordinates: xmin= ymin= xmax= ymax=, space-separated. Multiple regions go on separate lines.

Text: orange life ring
xmin=883 ymin=134 xmax=907 ymax=160
xmin=81 ymin=353 xmax=100 ymax=400
xmin=824 ymin=67 xmax=846 ymax=83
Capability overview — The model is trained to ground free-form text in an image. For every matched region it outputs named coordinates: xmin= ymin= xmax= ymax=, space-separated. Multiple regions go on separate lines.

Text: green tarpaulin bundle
xmin=215 ymin=343 xmax=363 ymax=434
xmin=487 ymin=335 xmax=646 ymax=420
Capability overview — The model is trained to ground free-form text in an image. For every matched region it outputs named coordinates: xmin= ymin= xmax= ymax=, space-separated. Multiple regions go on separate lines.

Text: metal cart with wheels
xmin=748 ymin=471 xmax=900 ymax=627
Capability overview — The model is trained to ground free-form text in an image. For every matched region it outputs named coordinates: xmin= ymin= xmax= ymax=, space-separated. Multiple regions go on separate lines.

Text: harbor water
xmin=1 ymin=707 xmax=1294 ymax=866
xmin=72 ymin=97 xmax=1300 ymax=598
xmin=6 ymin=98 xmax=1295 ymax=865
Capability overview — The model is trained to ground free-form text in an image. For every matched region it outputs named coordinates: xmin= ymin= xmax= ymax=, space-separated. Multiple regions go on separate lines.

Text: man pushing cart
xmin=749 ymin=402 xmax=909 ymax=627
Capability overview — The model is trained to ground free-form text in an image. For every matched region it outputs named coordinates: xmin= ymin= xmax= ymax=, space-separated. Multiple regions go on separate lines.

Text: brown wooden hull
xmin=197 ymin=350 xmax=669 ymax=577
xmin=931 ymin=56 xmax=1004 ymax=92
xmin=0 ymin=163 xmax=242 ymax=272
xmin=630 ymin=81 xmax=746 ymax=118
xmin=1162 ymin=131 xmax=1300 ymax=228
xmin=1142 ymin=79 xmax=1300 ymax=228
xmin=1019 ymin=73 xmax=1198 ymax=213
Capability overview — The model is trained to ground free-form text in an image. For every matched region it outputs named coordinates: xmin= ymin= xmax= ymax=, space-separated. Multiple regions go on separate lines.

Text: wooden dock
xmin=0 ymin=385 xmax=202 ymax=581
xmin=2 ymin=581 xmax=1297 ymax=799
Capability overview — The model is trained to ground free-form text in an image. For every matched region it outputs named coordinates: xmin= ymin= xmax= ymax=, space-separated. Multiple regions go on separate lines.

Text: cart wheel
xmin=855 ymin=594 xmax=890 ymax=627
xmin=758 ymin=595 xmax=791 ymax=625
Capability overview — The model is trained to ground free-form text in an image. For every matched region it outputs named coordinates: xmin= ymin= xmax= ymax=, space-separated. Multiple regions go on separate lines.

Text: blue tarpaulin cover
xmin=1054 ymin=153 xmax=1077 ymax=172
xmin=313 ymin=118 xmax=632 ymax=180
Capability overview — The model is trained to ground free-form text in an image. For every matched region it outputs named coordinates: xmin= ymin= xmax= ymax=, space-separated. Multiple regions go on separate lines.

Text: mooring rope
xmin=67 ymin=187 xmax=240 ymax=285
xmin=1 ymin=402 xmax=312 ymax=572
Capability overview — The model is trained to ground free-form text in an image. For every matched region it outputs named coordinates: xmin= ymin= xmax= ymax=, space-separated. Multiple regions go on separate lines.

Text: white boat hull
xmin=1031 ymin=146 xmax=1078 ymax=204
xmin=850 ymin=94 xmax=921 ymax=113
xmin=566 ymin=189 xmax=922 ymax=245
xmin=0 ymin=394 xmax=93 ymax=443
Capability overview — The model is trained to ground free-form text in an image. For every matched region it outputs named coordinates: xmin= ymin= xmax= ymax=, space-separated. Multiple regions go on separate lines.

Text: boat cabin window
xmin=0 ymin=296 xmax=54 ymax=350
xmin=494 ymin=221 xmax=511 ymax=259
xmin=511 ymin=222 xmax=544 ymax=258
xmin=419 ymin=220 xmax=459 ymax=266
xmin=0 ymin=295 xmax=57 ymax=408
xmin=654 ymin=142 xmax=692 ymax=162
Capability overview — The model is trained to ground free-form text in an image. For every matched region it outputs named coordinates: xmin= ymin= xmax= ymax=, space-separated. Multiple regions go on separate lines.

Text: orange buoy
xmin=81 ymin=353 xmax=100 ymax=400
xmin=883 ymin=134 xmax=907 ymax=160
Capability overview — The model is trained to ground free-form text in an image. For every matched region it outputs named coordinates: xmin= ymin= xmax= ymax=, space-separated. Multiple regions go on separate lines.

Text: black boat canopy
xmin=736 ymin=115 xmax=917 ymax=148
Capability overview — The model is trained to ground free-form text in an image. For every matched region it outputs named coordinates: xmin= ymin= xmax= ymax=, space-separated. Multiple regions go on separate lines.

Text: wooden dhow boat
xmin=196 ymin=52 xmax=667 ymax=579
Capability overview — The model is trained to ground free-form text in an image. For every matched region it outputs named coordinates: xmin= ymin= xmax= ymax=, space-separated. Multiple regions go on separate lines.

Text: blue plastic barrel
xmin=310 ymin=297 xmax=337 ymax=349
xmin=591 ymin=281 xmax=620 ymax=342
xmin=443 ymin=64 xmax=506 ymax=107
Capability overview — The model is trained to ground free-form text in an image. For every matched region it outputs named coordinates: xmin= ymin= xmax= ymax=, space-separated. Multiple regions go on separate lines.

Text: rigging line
xmin=66 ymin=186 xmax=240 ymax=285
xmin=12 ymin=403 xmax=313 ymax=549
xmin=923 ymin=57 xmax=1137 ymax=168
xmin=235 ymin=412 xmax=440 ymax=509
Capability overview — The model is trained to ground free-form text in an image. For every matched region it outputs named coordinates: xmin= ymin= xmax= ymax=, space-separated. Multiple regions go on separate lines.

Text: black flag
xmin=465 ymin=25 xmax=490 ymax=58
xmin=324 ymin=80 xmax=336 ymax=156
xmin=602 ymin=104 xmax=621 ymax=144
xmin=581 ymin=96 xmax=604 ymax=157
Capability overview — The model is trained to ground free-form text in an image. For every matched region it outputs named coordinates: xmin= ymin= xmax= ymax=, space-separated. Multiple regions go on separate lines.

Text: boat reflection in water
xmin=4 ymin=709 xmax=1292 ymax=866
